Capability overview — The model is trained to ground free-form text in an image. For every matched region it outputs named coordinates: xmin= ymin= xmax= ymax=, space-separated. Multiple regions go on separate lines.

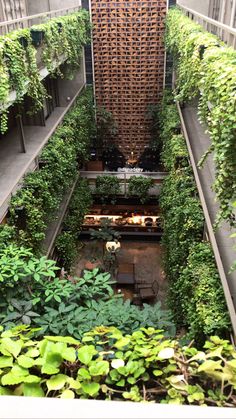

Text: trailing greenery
xmin=166 ymin=8 xmax=236 ymax=225
xmin=174 ymin=242 xmax=230 ymax=340
xmin=55 ymin=178 xmax=92 ymax=270
xmin=128 ymin=176 xmax=154 ymax=204
xmin=0 ymin=10 xmax=90 ymax=133
xmin=159 ymin=93 xmax=229 ymax=339
xmin=0 ymin=326 xmax=236 ymax=406
xmin=95 ymin=175 xmax=121 ymax=204
xmin=0 ymin=88 xmax=94 ymax=252
xmin=34 ymin=10 xmax=90 ymax=77
xmin=95 ymin=107 xmax=118 ymax=157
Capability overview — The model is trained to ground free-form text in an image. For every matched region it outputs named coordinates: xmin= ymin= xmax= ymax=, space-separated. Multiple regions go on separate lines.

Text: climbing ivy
xmin=0 ymin=10 xmax=90 ymax=133
xmin=159 ymin=92 xmax=229 ymax=339
xmin=0 ymin=88 xmax=94 ymax=253
xmin=166 ymin=8 xmax=236 ymax=225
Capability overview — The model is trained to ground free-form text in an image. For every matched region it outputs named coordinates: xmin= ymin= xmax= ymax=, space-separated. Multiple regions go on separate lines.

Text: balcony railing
xmin=178 ymin=4 xmax=236 ymax=48
xmin=0 ymin=6 xmax=81 ymax=35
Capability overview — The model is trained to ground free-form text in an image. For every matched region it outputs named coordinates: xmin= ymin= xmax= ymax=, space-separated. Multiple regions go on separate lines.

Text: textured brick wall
xmin=91 ymin=0 xmax=167 ymax=159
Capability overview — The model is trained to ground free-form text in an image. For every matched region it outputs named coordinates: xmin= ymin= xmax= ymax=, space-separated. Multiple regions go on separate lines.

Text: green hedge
xmin=159 ymin=93 xmax=229 ymax=339
xmin=0 ymin=326 xmax=236 ymax=406
xmin=175 ymin=242 xmax=230 ymax=339
xmin=0 ymin=88 xmax=94 ymax=253
xmin=166 ymin=8 xmax=236 ymax=225
xmin=55 ymin=178 xmax=92 ymax=270
xmin=0 ymin=9 xmax=90 ymax=133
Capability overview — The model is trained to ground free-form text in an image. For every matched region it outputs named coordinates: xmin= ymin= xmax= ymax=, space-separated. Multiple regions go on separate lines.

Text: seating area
xmin=116 ymin=262 xmax=159 ymax=302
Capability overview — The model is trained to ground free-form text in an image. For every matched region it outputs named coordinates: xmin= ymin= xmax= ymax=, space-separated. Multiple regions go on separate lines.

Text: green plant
xmin=159 ymin=92 xmax=228 ymax=339
xmin=0 ymin=326 xmax=236 ymax=406
xmin=166 ymin=8 xmax=236 ymax=225
xmin=0 ymin=245 xmax=58 ymax=286
xmin=70 ymin=269 xmax=114 ymax=303
xmin=90 ymin=218 xmax=121 ymax=242
xmin=0 ymin=10 xmax=90 ymax=133
xmin=128 ymin=176 xmax=154 ymax=204
xmin=33 ymin=297 xmax=174 ymax=339
xmin=95 ymin=175 xmax=121 ymax=204
xmin=2 ymin=88 xmax=94 ymax=253
xmin=95 ymin=107 xmax=118 ymax=157
xmin=55 ymin=232 xmax=78 ymax=271
xmin=2 ymin=299 xmax=40 ymax=327
xmin=64 ymin=178 xmax=92 ymax=232
xmin=175 ymin=242 xmax=230 ymax=341
xmin=55 ymin=178 xmax=92 ymax=271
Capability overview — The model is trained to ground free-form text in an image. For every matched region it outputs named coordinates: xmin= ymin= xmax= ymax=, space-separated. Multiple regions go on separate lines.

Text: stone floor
xmin=73 ymin=240 xmax=167 ymax=306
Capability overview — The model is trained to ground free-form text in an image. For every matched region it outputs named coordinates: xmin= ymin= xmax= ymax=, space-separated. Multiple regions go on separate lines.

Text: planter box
xmin=86 ymin=161 xmax=104 ymax=171
xmin=0 ymin=397 xmax=235 ymax=419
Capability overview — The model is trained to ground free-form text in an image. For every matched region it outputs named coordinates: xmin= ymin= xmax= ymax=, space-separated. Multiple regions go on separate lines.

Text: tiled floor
xmin=73 ymin=240 xmax=167 ymax=306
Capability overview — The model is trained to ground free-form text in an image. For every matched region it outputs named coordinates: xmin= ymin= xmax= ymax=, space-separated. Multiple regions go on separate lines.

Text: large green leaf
xmin=23 ymin=383 xmax=45 ymax=397
xmin=77 ymin=346 xmax=97 ymax=365
xmin=46 ymin=374 xmax=67 ymax=392
xmin=0 ymin=356 xmax=13 ymax=368
xmin=89 ymin=361 xmax=109 ymax=376
xmin=81 ymin=382 xmax=100 ymax=397
xmin=0 ymin=338 xmax=22 ymax=358
xmin=17 ymin=355 xmax=34 ymax=368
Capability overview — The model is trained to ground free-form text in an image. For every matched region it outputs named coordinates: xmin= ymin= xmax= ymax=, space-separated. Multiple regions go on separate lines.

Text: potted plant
xmin=128 ymin=176 xmax=154 ymax=204
xmin=95 ymin=175 xmax=121 ymax=205
xmin=30 ymin=27 xmax=45 ymax=47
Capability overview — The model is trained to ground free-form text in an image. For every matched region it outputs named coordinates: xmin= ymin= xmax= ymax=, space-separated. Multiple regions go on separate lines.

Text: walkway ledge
xmin=0 ymin=397 xmax=235 ymax=419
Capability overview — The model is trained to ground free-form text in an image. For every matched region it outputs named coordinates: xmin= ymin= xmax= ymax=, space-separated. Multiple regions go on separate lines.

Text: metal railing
xmin=0 ymin=5 xmax=81 ymax=35
xmin=179 ymin=4 xmax=236 ymax=48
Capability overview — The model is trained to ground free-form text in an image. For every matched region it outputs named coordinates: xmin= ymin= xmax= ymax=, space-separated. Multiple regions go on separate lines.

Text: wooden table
xmin=116 ymin=263 xmax=135 ymax=285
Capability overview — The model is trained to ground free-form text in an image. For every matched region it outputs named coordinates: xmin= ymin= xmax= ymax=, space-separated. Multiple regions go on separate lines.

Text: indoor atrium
xmin=0 ymin=0 xmax=236 ymax=418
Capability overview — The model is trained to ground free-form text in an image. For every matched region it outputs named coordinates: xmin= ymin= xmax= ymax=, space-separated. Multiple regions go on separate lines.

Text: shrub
xmin=166 ymin=8 xmax=236 ymax=225
xmin=95 ymin=175 xmax=121 ymax=204
xmin=0 ymin=326 xmax=236 ymax=406
xmin=1 ymin=88 xmax=94 ymax=253
xmin=159 ymin=93 xmax=229 ymax=339
xmin=128 ymin=176 xmax=154 ymax=204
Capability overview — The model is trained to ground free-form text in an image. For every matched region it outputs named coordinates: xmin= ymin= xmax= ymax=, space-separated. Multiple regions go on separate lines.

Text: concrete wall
xmin=177 ymin=0 xmax=210 ymax=15
xmin=26 ymin=0 xmax=81 ymax=15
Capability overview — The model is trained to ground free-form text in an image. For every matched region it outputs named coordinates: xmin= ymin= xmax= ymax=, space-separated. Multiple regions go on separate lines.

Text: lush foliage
xmin=35 ymin=297 xmax=174 ymax=339
xmin=89 ymin=218 xmax=121 ymax=242
xmin=55 ymin=178 xmax=92 ymax=270
xmin=128 ymin=176 xmax=154 ymax=204
xmin=34 ymin=10 xmax=90 ymax=77
xmin=95 ymin=107 xmax=118 ymax=157
xmin=0 ymin=88 xmax=94 ymax=253
xmin=0 ymin=327 xmax=236 ymax=407
xmin=166 ymin=8 xmax=236 ymax=225
xmin=0 ymin=246 xmax=174 ymax=339
xmin=95 ymin=175 xmax=121 ymax=204
xmin=0 ymin=10 xmax=90 ymax=133
xmin=0 ymin=245 xmax=58 ymax=325
xmin=175 ymin=242 xmax=230 ymax=340
xmin=159 ymin=93 xmax=229 ymax=339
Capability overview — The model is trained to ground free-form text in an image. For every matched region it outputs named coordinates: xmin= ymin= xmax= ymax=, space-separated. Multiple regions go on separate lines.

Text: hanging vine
xmin=166 ymin=8 xmax=236 ymax=225
xmin=0 ymin=9 xmax=90 ymax=133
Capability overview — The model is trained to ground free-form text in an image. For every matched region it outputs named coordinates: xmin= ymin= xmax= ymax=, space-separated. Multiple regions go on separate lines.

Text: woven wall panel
xmin=91 ymin=0 xmax=167 ymax=159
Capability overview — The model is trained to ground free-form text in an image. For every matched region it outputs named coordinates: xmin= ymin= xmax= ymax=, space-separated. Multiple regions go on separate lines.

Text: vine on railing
xmin=0 ymin=9 xmax=90 ymax=133
xmin=159 ymin=91 xmax=230 ymax=341
xmin=0 ymin=88 xmax=94 ymax=253
xmin=166 ymin=8 xmax=236 ymax=226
